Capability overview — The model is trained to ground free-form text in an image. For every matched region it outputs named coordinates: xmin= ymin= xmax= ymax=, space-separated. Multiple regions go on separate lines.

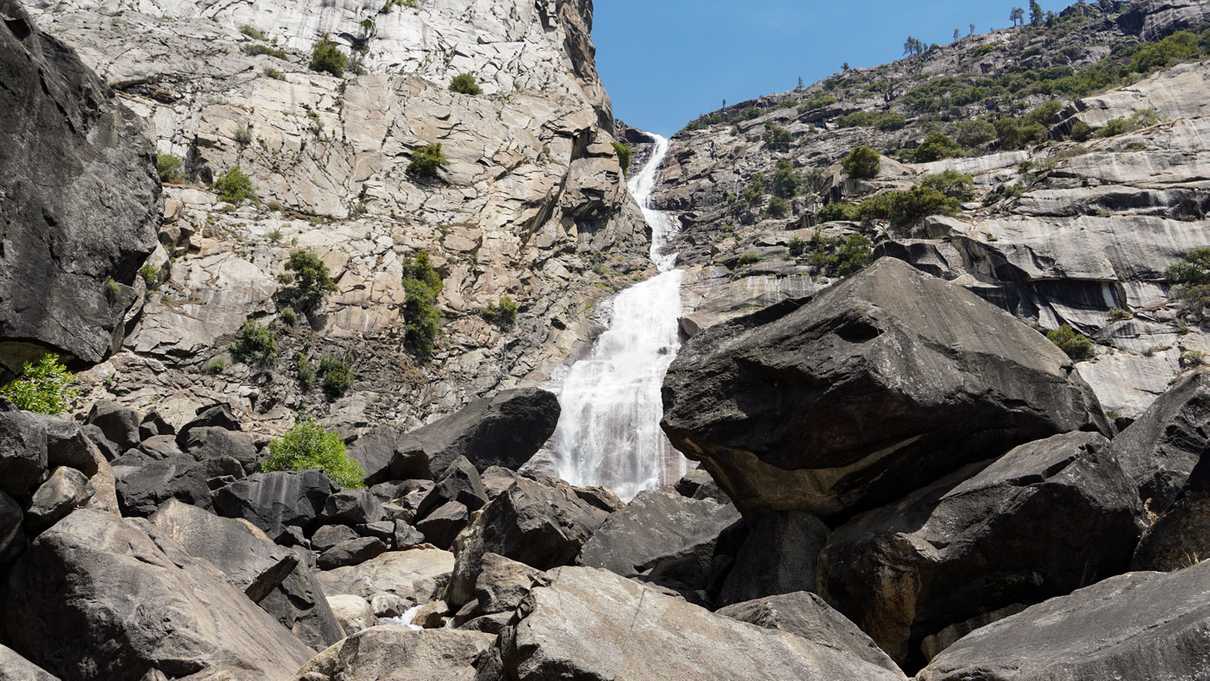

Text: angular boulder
xmin=179 ymin=427 xmax=259 ymax=473
xmin=0 ymin=410 xmax=48 ymax=498
xmin=1133 ymin=451 xmax=1210 ymax=571
xmin=1107 ymin=370 xmax=1210 ymax=514
xmin=661 ymin=258 xmax=1110 ymax=516
xmin=715 ymin=510 xmax=829 ymax=607
xmin=452 ymin=552 xmax=543 ymax=631
xmin=26 ymin=467 xmax=92 ymax=534
xmin=86 ymin=402 xmax=142 ymax=453
xmin=500 ymin=566 xmax=907 ymax=680
xmin=0 ymin=0 xmax=159 ymax=367
xmin=917 ymin=561 xmax=1210 ymax=681
xmin=317 ymin=537 xmax=388 ymax=570
xmin=212 ymin=470 xmax=333 ymax=540
xmin=0 ymin=509 xmax=313 ymax=681
xmin=717 ymin=592 xmax=901 ymax=674
xmin=0 ymin=644 xmax=59 ymax=681
xmin=317 ymin=548 xmax=453 ymax=607
xmin=818 ymin=431 xmax=1140 ymax=668
xmin=293 ymin=626 xmax=494 ymax=681
xmin=113 ymin=454 xmax=213 ymax=516
xmin=353 ymin=388 xmax=560 ymax=482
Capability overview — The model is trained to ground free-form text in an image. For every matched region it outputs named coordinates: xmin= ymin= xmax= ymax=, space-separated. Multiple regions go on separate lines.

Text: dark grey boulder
xmin=917 ymin=561 xmax=1210 ymax=681
xmin=675 ymin=468 xmax=727 ymax=502
xmin=86 ymin=401 xmax=141 ymax=452
xmin=360 ymin=388 xmax=560 ymax=482
xmin=0 ymin=410 xmax=48 ymax=498
xmin=0 ymin=644 xmax=59 ymax=681
xmin=661 ymin=258 xmax=1111 ymax=517
xmin=715 ymin=510 xmax=829 ymax=607
xmin=212 ymin=470 xmax=333 ymax=540
xmin=718 ymin=592 xmax=902 ymax=674
xmin=80 ymin=424 xmax=119 ymax=461
xmin=114 ymin=454 xmax=212 ymax=516
xmin=452 ymin=552 xmax=544 ymax=630
xmin=0 ymin=491 xmax=23 ymax=564
xmin=1107 ymin=370 xmax=1210 ymax=514
xmin=1133 ymin=450 xmax=1210 ymax=571
xmin=320 ymin=488 xmax=383 ymax=526
xmin=577 ymin=489 xmax=739 ymax=597
xmin=138 ymin=411 xmax=174 ymax=440
xmin=39 ymin=416 xmax=101 ymax=474
xmin=25 ymin=467 xmax=92 ymax=534
xmin=355 ymin=520 xmax=396 ymax=542
xmin=312 ymin=524 xmax=360 ymax=552
xmin=0 ymin=509 xmax=313 ymax=681
xmin=0 ymin=0 xmax=159 ymax=367
xmin=178 ymin=405 xmax=242 ymax=438
xmin=317 ymin=537 xmax=388 ymax=570
xmin=416 ymin=500 xmax=469 ymax=549
xmin=138 ymin=434 xmax=184 ymax=460
xmin=393 ymin=521 xmax=426 ymax=549
xmin=818 ymin=431 xmax=1140 ymax=668
xmin=179 ymin=427 xmax=258 ymax=473
xmin=415 ymin=456 xmax=488 ymax=520
xmin=256 ymin=556 xmax=345 ymax=650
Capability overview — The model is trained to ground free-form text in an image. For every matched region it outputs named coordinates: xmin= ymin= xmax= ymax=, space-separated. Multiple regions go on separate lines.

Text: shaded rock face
xmin=917 ymin=561 xmax=1210 ymax=681
xmin=211 ymin=470 xmax=334 ymax=540
xmin=0 ymin=410 xmax=49 ymax=498
xmin=0 ymin=509 xmax=313 ymax=681
xmin=662 ymin=258 xmax=1110 ymax=517
xmin=717 ymin=592 xmax=901 ymax=674
xmin=293 ymin=625 xmax=494 ymax=681
xmin=0 ymin=0 xmax=158 ymax=369
xmin=1108 ymin=370 xmax=1210 ymax=514
xmin=1133 ymin=445 xmax=1210 ymax=571
xmin=714 ymin=510 xmax=829 ymax=607
xmin=818 ymin=431 xmax=1141 ymax=669
xmin=499 ymin=566 xmax=908 ymax=680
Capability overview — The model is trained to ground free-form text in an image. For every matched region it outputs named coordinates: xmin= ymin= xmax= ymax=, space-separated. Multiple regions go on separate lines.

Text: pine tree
xmin=1030 ymin=0 xmax=1045 ymax=26
xmin=1010 ymin=7 xmax=1025 ymax=27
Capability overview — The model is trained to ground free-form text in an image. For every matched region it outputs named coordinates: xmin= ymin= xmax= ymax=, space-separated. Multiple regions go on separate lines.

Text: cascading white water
xmin=549 ymin=133 xmax=688 ymax=501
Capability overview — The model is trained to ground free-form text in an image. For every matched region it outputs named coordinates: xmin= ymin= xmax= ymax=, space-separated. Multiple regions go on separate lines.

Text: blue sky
xmin=593 ymin=0 xmax=1076 ymax=136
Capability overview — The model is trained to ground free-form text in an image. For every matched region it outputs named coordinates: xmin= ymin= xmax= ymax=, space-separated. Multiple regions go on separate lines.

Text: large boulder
xmin=661 ymin=258 xmax=1110 ymax=517
xmin=1133 ymin=451 xmax=1210 ymax=571
xmin=714 ymin=510 xmax=829 ymax=607
xmin=451 ymin=552 xmax=544 ymax=632
xmin=212 ymin=470 xmax=333 ymax=540
xmin=0 ymin=645 xmax=59 ymax=681
xmin=818 ymin=431 xmax=1141 ymax=668
xmin=917 ymin=561 xmax=1210 ymax=681
xmin=1106 ymin=370 xmax=1210 ymax=514
xmin=717 ymin=592 xmax=901 ymax=674
xmin=0 ymin=509 xmax=313 ymax=681
xmin=113 ymin=454 xmax=213 ymax=516
xmin=179 ymin=427 xmax=259 ymax=473
xmin=293 ymin=626 xmax=494 ymax=681
xmin=0 ymin=410 xmax=48 ymax=498
xmin=499 ymin=566 xmax=908 ymax=680
xmin=85 ymin=402 xmax=142 ymax=453
xmin=577 ymin=489 xmax=739 ymax=596
xmin=25 ymin=467 xmax=92 ymax=534
xmin=351 ymin=388 xmax=560 ymax=482
xmin=0 ymin=0 xmax=158 ymax=368
xmin=445 ymin=476 xmax=611 ymax=609
xmin=317 ymin=548 xmax=454 ymax=607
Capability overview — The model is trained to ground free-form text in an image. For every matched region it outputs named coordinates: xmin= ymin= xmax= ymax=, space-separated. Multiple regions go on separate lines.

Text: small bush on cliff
xmin=763 ymin=124 xmax=793 ymax=151
xmin=612 ymin=142 xmax=633 ymax=175
xmin=1047 ymin=325 xmax=1095 ymax=361
xmin=842 ymin=146 xmax=881 ymax=179
xmin=214 ymin=166 xmax=256 ymax=204
xmin=1131 ymin=31 xmax=1201 ymax=73
xmin=918 ymin=170 xmax=975 ymax=201
xmin=449 ymin=73 xmax=482 ymax=95
xmin=244 ymin=43 xmax=288 ymax=59
xmin=1095 ymin=109 xmax=1160 ymax=138
xmin=239 ymin=24 xmax=268 ymax=40
xmin=156 ymin=153 xmax=184 ymax=183
xmin=310 ymin=36 xmax=348 ymax=77
xmin=282 ymin=250 xmax=336 ymax=315
xmin=263 ymin=419 xmax=364 ymax=488
xmin=771 ymin=160 xmax=801 ymax=198
xmin=481 ymin=295 xmax=519 ymax=328
xmin=318 ymin=356 xmax=353 ymax=400
xmin=403 ymin=251 xmax=443 ymax=360
xmin=408 ymin=144 xmax=448 ymax=179
xmin=913 ymin=131 xmax=964 ymax=163
xmin=765 ymin=196 xmax=790 ymax=218
xmin=803 ymin=232 xmax=873 ymax=278
xmin=0 ymin=354 xmax=77 ymax=415
xmin=231 ymin=321 xmax=277 ymax=366
xmin=1168 ymin=248 xmax=1210 ymax=324
xmin=956 ymin=119 xmax=997 ymax=147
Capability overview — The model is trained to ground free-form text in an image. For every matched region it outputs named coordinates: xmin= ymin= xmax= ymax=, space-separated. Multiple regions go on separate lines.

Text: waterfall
xmin=549 ymin=133 xmax=688 ymax=501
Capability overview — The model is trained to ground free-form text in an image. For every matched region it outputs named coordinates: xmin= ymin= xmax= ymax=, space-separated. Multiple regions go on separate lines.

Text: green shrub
xmin=408 ymin=143 xmax=448 ymax=179
xmin=817 ymin=202 xmax=862 ymax=222
xmin=913 ymin=131 xmax=964 ymax=163
xmin=282 ymin=250 xmax=336 ymax=314
xmin=885 ymin=185 xmax=961 ymax=226
xmin=842 ymin=146 xmax=881 ymax=179
xmin=1131 ymin=31 xmax=1201 ymax=73
xmin=279 ymin=306 xmax=298 ymax=326
xmin=156 ymin=153 xmax=184 ymax=183
xmin=402 ymin=251 xmax=443 ymax=360
xmin=239 ymin=24 xmax=268 ymax=40
xmin=449 ymin=73 xmax=482 ymax=95
xmin=955 ymin=119 xmax=997 ymax=147
xmin=741 ymin=172 xmax=767 ymax=206
xmin=918 ymin=170 xmax=975 ymax=201
xmin=263 ymin=419 xmax=364 ymax=487
xmin=481 ymin=295 xmax=518 ymax=328
xmin=296 ymin=353 xmax=316 ymax=388
xmin=763 ymin=124 xmax=793 ymax=151
xmin=231 ymin=321 xmax=277 ymax=366
xmin=264 ymin=67 xmax=285 ymax=80
xmin=765 ymin=196 xmax=790 ymax=218
xmin=1168 ymin=247 xmax=1210 ymax=323
xmin=788 ymin=236 xmax=807 ymax=256
xmin=140 ymin=263 xmax=161 ymax=289
xmin=214 ymin=166 xmax=256 ymax=204
xmin=1069 ymin=119 xmax=1094 ymax=141
xmin=0 ymin=354 xmax=77 ymax=414
xmin=1094 ymin=109 xmax=1160 ymax=138
xmin=798 ymin=92 xmax=837 ymax=111
xmin=205 ymin=356 xmax=228 ymax=375
xmin=771 ymin=160 xmax=801 ymax=198
xmin=737 ymin=252 xmax=762 ymax=266
xmin=837 ymin=111 xmax=906 ymax=131
xmin=995 ymin=116 xmax=1048 ymax=149
xmin=612 ymin=142 xmax=633 ymax=175
xmin=1047 ymin=325 xmax=1095 ymax=361
xmin=309 ymin=36 xmax=348 ymax=77
xmin=803 ymin=232 xmax=874 ymax=278
xmin=243 ymin=43 xmax=288 ymax=59
xmin=318 ymin=357 xmax=353 ymax=399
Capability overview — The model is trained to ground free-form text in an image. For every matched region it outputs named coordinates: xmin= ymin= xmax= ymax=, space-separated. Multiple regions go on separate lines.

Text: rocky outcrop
xmin=917 ymin=560 xmax=1210 ymax=681
xmin=498 ymin=566 xmax=908 ymax=680
xmin=0 ymin=645 xmax=59 ymax=681
xmin=1 ymin=509 xmax=314 ymax=681
xmin=294 ymin=626 xmax=494 ymax=681
xmin=0 ymin=0 xmax=159 ymax=370
xmin=662 ymin=258 xmax=1110 ymax=517
xmin=817 ymin=431 xmax=1140 ymax=668
xmin=1132 ymin=441 xmax=1210 ymax=570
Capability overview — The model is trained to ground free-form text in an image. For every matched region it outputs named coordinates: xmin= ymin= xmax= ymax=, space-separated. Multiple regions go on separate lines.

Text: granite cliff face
xmin=24 ymin=0 xmax=649 ymax=434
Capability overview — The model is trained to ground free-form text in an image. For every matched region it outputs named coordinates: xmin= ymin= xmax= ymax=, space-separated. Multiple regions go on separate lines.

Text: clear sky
xmin=593 ymin=0 xmax=1076 ymax=136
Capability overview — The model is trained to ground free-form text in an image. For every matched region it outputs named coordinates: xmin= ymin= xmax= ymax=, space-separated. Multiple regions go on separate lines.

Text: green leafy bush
xmin=231 ymin=321 xmax=277 ymax=366
xmin=1168 ymin=248 xmax=1210 ymax=323
xmin=403 ymin=251 xmax=443 ymax=360
xmin=913 ymin=131 xmax=964 ymax=163
xmin=1131 ymin=31 xmax=1201 ymax=72
xmin=803 ymin=232 xmax=873 ymax=278
xmin=737 ymin=252 xmax=762 ymax=266
xmin=741 ymin=172 xmax=767 ymax=206
xmin=842 ymin=146 xmax=881 ymax=179
xmin=0 ymin=354 xmax=77 ymax=414
xmin=408 ymin=143 xmax=448 ymax=179
xmin=770 ymin=160 xmax=801 ymax=198
xmin=1094 ymin=109 xmax=1160 ymax=138
xmin=817 ymin=202 xmax=862 ymax=222
xmin=156 ymin=153 xmax=184 ymax=183
xmin=955 ymin=119 xmax=997 ymax=147
xmin=1047 ymin=325 xmax=1094 ymax=361
xmin=763 ymin=124 xmax=794 ymax=151
xmin=481 ymin=295 xmax=519 ymax=328
xmin=282 ymin=250 xmax=336 ymax=314
xmin=765 ymin=196 xmax=790 ymax=218
xmin=263 ymin=419 xmax=364 ymax=487
xmin=798 ymin=92 xmax=837 ymax=112
xmin=140 ymin=263 xmax=161 ymax=289
xmin=612 ymin=142 xmax=633 ymax=175
xmin=239 ymin=24 xmax=268 ymax=40
xmin=310 ymin=36 xmax=348 ymax=77
xmin=318 ymin=357 xmax=353 ymax=399
xmin=244 ymin=43 xmax=288 ymax=59
xmin=449 ymin=73 xmax=482 ymax=95
xmin=995 ymin=116 xmax=1048 ymax=150
xmin=214 ymin=166 xmax=256 ymax=204
xmin=885 ymin=185 xmax=961 ymax=226
xmin=918 ymin=170 xmax=975 ymax=201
